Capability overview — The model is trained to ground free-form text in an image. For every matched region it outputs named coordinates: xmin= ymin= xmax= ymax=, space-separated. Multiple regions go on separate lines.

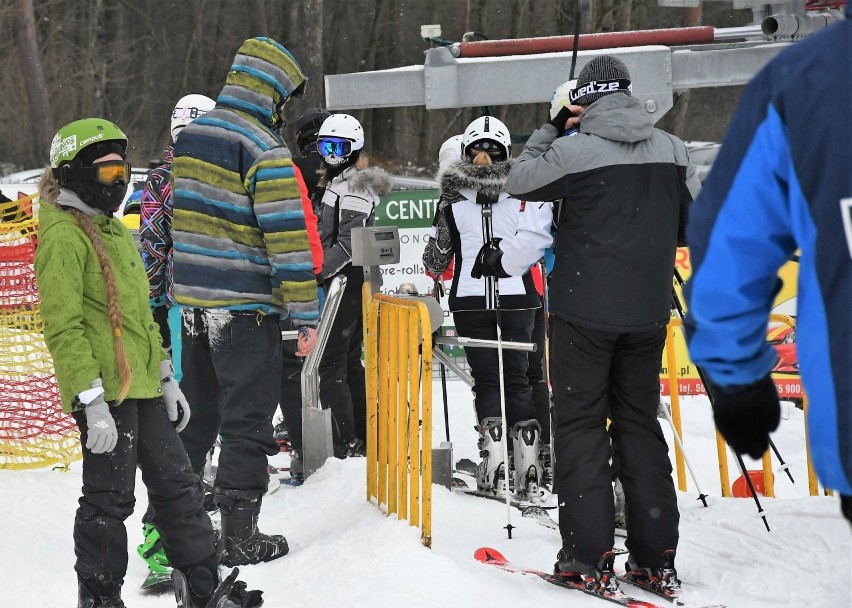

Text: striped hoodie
xmin=170 ymin=37 xmax=319 ymax=326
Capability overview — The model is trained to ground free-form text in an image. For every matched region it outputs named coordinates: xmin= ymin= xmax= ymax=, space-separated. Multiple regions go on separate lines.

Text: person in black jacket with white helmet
xmin=506 ymin=55 xmax=699 ymax=595
xmin=423 ymin=116 xmax=553 ymax=501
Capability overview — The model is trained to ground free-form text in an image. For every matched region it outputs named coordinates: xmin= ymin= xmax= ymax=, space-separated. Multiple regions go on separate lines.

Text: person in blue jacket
xmin=684 ymin=5 xmax=851 ymax=522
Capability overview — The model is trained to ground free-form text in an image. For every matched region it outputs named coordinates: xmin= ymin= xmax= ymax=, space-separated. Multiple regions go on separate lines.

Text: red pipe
xmin=458 ymin=27 xmax=716 ymax=58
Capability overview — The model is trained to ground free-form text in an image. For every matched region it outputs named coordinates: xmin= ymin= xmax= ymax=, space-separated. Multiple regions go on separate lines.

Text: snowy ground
xmin=1 ymin=383 xmax=849 ymax=608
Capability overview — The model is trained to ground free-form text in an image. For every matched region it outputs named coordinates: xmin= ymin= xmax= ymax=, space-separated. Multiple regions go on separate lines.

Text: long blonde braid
xmin=38 ymin=169 xmax=133 ymax=402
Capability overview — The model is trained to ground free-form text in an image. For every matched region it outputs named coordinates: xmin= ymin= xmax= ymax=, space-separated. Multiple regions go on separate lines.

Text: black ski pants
xmin=71 ymin=398 xmax=216 ymax=582
xmin=527 ymin=297 xmax=551 ymax=442
xmin=550 ymin=316 xmax=679 ymax=569
xmin=454 ymin=308 xmax=536 ymax=429
xmin=178 ymin=309 xmax=282 ymax=495
xmin=279 ymin=323 xmax=305 ymax=451
xmin=319 ymin=277 xmax=367 ymax=448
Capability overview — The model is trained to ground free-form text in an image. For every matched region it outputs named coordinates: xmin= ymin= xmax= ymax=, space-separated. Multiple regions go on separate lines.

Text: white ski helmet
xmin=550 ymin=79 xmax=577 ymax=120
xmin=461 ymin=116 xmax=511 ymax=161
xmin=316 ymin=114 xmax=365 ymax=166
xmin=171 ymin=94 xmax=216 ymax=142
xmin=438 ymin=134 xmax=463 ymax=169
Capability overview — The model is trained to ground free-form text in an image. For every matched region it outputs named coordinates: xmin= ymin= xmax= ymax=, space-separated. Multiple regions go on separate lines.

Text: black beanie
xmin=569 ymin=55 xmax=632 ymax=107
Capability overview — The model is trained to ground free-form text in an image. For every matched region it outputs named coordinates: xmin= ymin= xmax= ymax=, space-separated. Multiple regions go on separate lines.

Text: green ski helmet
xmin=49 ymin=118 xmax=128 ymax=169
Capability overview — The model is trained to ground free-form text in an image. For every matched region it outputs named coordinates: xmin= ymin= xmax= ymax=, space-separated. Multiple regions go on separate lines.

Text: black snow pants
xmin=318 ymin=275 xmax=367 ymax=449
xmin=454 ymin=308 xmax=536 ymax=429
xmin=178 ymin=309 xmax=282 ymax=495
xmin=71 ymin=398 xmax=216 ymax=581
xmin=550 ymin=316 xmax=679 ymax=569
xmin=279 ymin=323 xmax=305 ymax=451
xmin=527 ymin=297 xmax=551 ymax=442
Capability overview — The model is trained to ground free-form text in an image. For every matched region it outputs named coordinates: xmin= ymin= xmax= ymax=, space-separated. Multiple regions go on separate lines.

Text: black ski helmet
xmin=294 ymin=108 xmax=331 ymax=152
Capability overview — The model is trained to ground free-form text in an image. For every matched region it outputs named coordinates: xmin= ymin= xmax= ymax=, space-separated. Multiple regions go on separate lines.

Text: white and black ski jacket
xmin=423 ymin=159 xmax=553 ymax=312
xmin=506 ymin=94 xmax=700 ymax=331
xmin=318 ymin=165 xmax=394 ymax=280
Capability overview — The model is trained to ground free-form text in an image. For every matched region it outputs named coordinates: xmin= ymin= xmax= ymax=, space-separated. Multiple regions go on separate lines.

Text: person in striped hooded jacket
xmin=170 ymin=37 xmax=320 ymax=570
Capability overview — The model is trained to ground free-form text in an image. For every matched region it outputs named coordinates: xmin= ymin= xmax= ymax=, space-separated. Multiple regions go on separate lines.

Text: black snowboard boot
xmin=217 ymin=492 xmax=289 ymax=567
xmin=77 ymin=577 xmax=126 ymax=608
xmin=172 ymin=555 xmax=263 ymax=608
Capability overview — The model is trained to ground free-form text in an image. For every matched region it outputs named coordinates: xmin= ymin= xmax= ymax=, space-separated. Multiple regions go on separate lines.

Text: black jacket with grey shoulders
xmin=505 ymin=93 xmax=700 ymax=332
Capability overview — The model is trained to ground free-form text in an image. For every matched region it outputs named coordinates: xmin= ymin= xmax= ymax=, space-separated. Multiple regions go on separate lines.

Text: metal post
xmin=301 ymin=275 xmax=347 ymax=478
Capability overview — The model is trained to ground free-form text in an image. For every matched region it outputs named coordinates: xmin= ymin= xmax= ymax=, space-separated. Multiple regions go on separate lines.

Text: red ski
xmin=474 ymin=547 xmax=663 ymax=608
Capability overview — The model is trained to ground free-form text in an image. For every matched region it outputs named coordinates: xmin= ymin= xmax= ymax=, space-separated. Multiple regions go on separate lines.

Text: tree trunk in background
xmin=14 ymin=0 xmax=53 ymax=165
xmin=300 ymin=0 xmax=324 ymax=110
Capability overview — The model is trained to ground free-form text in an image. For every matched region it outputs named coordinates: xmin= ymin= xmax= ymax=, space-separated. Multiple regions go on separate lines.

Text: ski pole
xmin=670 ymin=277 xmax=770 ymax=527
xmin=440 ymin=357 xmax=451 ymax=443
xmin=482 ymin=202 xmax=515 ymax=539
xmin=674 ymin=269 xmax=794 ymax=485
xmin=730 ymin=446 xmax=771 ymax=531
xmin=658 ymin=400 xmax=708 ymax=507
xmin=768 ymin=437 xmax=794 ymax=483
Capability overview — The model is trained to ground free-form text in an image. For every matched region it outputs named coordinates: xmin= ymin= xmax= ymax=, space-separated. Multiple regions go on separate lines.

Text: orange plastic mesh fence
xmin=0 ymin=196 xmax=81 ymax=470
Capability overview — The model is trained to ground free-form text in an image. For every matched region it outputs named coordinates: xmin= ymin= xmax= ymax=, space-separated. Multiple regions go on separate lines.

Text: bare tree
xmin=14 ymin=0 xmax=52 ymax=165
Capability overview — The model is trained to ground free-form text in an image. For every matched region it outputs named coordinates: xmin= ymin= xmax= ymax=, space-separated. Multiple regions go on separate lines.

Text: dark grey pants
xmin=72 ymin=398 xmax=216 ymax=581
xmin=550 ymin=316 xmax=679 ymax=569
xmin=178 ymin=310 xmax=282 ymax=494
xmin=318 ymin=278 xmax=366 ymax=448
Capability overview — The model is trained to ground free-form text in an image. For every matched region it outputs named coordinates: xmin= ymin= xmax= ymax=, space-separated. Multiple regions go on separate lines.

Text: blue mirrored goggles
xmin=317 ymin=137 xmax=352 ymax=158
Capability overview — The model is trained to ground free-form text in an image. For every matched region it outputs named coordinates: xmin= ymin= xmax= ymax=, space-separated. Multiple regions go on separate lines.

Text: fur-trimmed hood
xmin=343 ymin=166 xmax=394 ymax=197
xmin=438 ymin=159 xmax=515 ymax=201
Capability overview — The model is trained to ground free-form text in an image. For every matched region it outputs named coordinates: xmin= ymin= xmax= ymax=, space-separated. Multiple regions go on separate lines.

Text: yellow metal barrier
xmin=664 ymin=313 xmax=829 ymax=498
xmin=364 ymin=287 xmax=433 ymax=547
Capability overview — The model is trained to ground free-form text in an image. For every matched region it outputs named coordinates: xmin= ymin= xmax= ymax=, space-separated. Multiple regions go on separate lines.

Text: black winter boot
xmin=172 ymin=556 xmax=263 ymax=608
xmin=77 ymin=577 xmax=126 ymax=608
xmin=217 ymin=493 xmax=289 ymax=567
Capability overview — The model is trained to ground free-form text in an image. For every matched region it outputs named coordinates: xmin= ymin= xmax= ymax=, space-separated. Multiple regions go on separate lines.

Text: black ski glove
xmin=708 ymin=374 xmax=780 ymax=459
xmin=548 ymin=105 xmax=575 ymax=135
xmin=471 ymin=238 xmax=510 ymax=279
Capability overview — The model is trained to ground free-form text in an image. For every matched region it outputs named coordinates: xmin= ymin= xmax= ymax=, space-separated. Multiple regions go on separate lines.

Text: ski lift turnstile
xmin=300 ymin=275 xmax=347 ymax=479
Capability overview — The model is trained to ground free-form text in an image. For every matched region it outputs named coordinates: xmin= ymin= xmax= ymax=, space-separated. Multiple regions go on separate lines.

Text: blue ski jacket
xmin=684 ymin=5 xmax=852 ymax=494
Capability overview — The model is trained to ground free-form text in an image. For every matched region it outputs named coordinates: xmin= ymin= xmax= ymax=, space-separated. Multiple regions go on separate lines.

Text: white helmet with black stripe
xmin=461 ymin=116 xmax=511 ymax=161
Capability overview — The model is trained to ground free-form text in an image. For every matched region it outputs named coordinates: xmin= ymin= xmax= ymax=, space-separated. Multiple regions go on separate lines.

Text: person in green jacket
xmin=35 ymin=118 xmax=261 ymax=608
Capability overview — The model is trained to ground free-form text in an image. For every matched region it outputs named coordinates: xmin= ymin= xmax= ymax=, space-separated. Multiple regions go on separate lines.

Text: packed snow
xmin=1 ymin=383 xmax=849 ymax=608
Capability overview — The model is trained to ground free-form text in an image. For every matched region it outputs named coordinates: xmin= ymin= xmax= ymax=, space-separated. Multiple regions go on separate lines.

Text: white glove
xmin=79 ymin=382 xmax=117 ymax=454
xmin=160 ymin=360 xmax=190 ymax=432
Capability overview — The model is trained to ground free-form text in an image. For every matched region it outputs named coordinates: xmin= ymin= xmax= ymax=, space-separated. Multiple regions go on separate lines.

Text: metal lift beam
xmin=325 ymin=42 xmax=788 ymax=119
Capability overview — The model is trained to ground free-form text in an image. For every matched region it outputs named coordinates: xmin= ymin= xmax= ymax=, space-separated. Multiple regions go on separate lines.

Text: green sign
xmin=375 ymin=189 xmax=441 ymax=229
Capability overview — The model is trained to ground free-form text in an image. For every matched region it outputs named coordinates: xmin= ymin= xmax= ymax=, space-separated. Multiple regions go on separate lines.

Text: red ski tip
xmin=474 ymin=547 xmax=508 ymax=564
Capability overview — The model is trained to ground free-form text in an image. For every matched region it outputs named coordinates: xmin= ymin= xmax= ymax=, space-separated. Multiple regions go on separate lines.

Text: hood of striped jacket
xmin=217 ymin=37 xmax=306 ymax=128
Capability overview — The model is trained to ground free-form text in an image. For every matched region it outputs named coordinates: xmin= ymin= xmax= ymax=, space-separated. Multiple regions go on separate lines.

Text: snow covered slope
xmin=1 ymin=386 xmax=848 ymax=608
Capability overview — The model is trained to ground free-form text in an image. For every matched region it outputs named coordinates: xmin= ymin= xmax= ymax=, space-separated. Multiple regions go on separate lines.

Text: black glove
xmin=709 ymin=374 xmax=780 ymax=459
xmin=471 ymin=238 xmax=510 ymax=279
xmin=548 ymin=105 xmax=575 ymax=135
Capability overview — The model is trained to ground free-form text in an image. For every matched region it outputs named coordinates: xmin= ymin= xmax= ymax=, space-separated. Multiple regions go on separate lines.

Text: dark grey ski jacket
xmin=506 ymin=93 xmax=700 ymax=331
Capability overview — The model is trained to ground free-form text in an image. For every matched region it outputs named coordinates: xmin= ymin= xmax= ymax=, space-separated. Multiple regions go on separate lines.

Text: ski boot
xmin=475 ymin=417 xmax=509 ymax=496
xmin=613 ymin=477 xmax=627 ymax=529
xmin=539 ymin=442 xmax=554 ymax=490
xmin=288 ymin=449 xmax=305 ymax=486
xmin=511 ymin=419 xmax=543 ymax=502
xmin=78 ymin=577 xmax=125 ymax=608
xmin=137 ymin=523 xmax=172 ymax=589
xmin=554 ymin=549 xmax=620 ymax=594
xmin=217 ymin=492 xmax=289 ymax=567
xmin=624 ymin=549 xmax=682 ymax=597
xmin=172 ymin=555 xmax=263 ymax=608
xmin=334 ymin=438 xmax=366 ymax=459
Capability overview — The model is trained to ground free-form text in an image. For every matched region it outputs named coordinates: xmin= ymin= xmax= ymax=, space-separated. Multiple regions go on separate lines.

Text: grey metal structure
xmin=301 ymin=275 xmax=347 ymax=479
xmin=325 ymin=2 xmax=842 ymax=117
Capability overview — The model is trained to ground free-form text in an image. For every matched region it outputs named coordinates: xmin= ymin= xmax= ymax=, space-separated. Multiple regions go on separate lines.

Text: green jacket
xmin=34 ymin=196 xmax=167 ymax=412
